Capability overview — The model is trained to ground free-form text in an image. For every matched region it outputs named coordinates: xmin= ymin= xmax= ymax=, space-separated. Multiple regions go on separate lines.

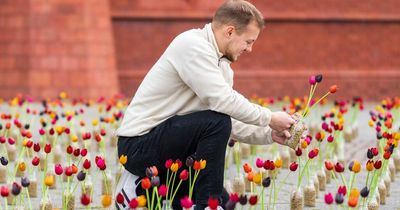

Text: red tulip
xmin=39 ymin=128 xmax=46 ymax=135
xmin=295 ymin=147 xmax=302 ymax=156
xmin=248 ymin=195 xmax=258 ymax=205
xmin=165 ymin=159 xmax=173 ymax=169
xmin=290 ymin=162 xmax=298 ymax=172
xmin=65 ymin=166 xmax=73 ymax=176
xmin=335 ymin=162 xmax=344 ymax=173
xmin=1 ymin=186 xmax=9 ymax=197
xmin=208 ymin=197 xmax=219 ymax=210
xmin=116 ymin=193 xmax=124 ymax=204
xmin=33 ymin=143 xmax=40 ymax=152
xmin=327 ymin=135 xmax=334 ymax=143
xmin=73 ymin=148 xmax=80 ymax=157
xmin=338 ymin=185 xmax=347 ymax=196
xmin=325 ymin=160 xmax=334 ymax=171
xmin=0 ymin=136 xmax=6 ymax=143
xmin=129 ymin=198 xmax=138 ymax=209
xmin=324 ymin=193 xmax=334 ymax=204
xmin=80 ymin=148 xmax=88 ymax=157
xmin=374 ymin=160 xmax=382 ymax=169
xmin=100 ymin=129 xmax=107 ymax=136
xmin=180 ymin=196 xmax=193 ymax=209
xmin=66 ymin=145 xmax=73 ymax=154
xmin=54 ymin=164 xmax=63 ymax=175
xmin=8 ymin=137 xmax=15 ymax=145
xmin=80 ymin=193 xmax=91 ymax=206
xmin=44 ymin=144 xmax=51 ymax=154
xmin=308 ymin=148 xmax=319 ymax=159
xmin=95 ymin=156 xmax=106 ymax=170
xmin=256 ymin=158 xmax=264 ymax=168
xmin=31 ymin=156 xmax=40 ymax=166
xmin=383 ymin=151 xmax=391 ymax=160
xmin=180 ymin=169 xmax=188 ymax=181
xmin=158 ymin=184 xmax=167 ymax=197
xmin=83 ymin=159 xmax=91 ymax=169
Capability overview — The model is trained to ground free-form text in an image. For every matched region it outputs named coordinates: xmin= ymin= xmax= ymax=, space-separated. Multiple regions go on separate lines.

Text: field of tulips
xmin=0 ymin=75 xmax=399 ymax=210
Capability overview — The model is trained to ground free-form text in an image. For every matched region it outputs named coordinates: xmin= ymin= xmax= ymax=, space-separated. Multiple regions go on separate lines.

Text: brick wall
xmin=111 ymin=0 xmax=400 ymax=100
xmin=0 ymin=0 xmax=399 ymax=100
xmin=0 ymin=0 xmax=119 ymax=99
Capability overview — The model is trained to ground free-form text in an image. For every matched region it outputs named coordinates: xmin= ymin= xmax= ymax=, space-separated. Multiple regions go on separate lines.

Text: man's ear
xmin=225 ymin=25 xmax=235 ymax=38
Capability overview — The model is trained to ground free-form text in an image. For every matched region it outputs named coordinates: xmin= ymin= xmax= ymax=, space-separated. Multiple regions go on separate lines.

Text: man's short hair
xmin=212 ymin=0 xmax=265 ymax=34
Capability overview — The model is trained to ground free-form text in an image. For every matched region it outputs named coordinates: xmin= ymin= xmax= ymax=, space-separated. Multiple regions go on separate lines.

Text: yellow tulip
xmin=274 ymin=159 xmax=282 ymax=168
xmin=56 ymin=126 xmax=63 ymax=135
xmin=92 ymin=119 xmax=98 ymax=126
xmin=200 ymin=159 xmax=206 ymax=169
xmin=137 ymin=195 xmax=147 ymax=207
xmin=101 ymin=194 xmax=112 ymax=207
xmin=44 ymin=175 xmax=54 ymax=187
xmin=59 ymin=92 xmax=67 ymax=99
xmin=15 ymin=112 xmax=20 ymax=119
xmin=119 ymin=155 xmax=128 ymax=165
xmin=170 ymin=163 xmax=179 ymax=172
xmin=366 ymin=160 xmax=374 ymax=171
xmin=23 ymin=138 xmax=29 ymax=146
xmin=70 ymin=135 xmax=78 ymax=142
xmin=368 ymin=120 xmax=374 ymax=127
xmin=253 ymin=172 xmax=262 ymax=185
xmin=349 ymin=188 xmax=360 ymax=198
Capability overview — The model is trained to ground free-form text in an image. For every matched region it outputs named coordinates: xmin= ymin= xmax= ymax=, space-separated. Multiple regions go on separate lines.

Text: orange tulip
xmin=247 ymin=171 xmax=254 ymax=181
xmin=193 ymin=161 xmax=201 ymax=170
xmin=366 ymin=160 xmax=374 ymax=171
xmin=18 ymin=162 xmax=26 ymax=172
xmin=170 ymin=163 xmax=179 ymax=172
xmin=253 ymin=172 xmax=262 ymax=185
xmin=329 ymin=85 xmax=337 ymax=94
xmin=119 ymin=155 xmax=128 ymax=165
xmin=141 ymin=177 xmax=151 ymax=190
xmin=243 ymin=163 xmax=252 ymax=173
xmin=348 ymin=197 xmax=358 ymax=208
xmin=351 ymin=161 xmax=361 ymax=173
xmin=101 ymin=194 xmax=112 ymax=207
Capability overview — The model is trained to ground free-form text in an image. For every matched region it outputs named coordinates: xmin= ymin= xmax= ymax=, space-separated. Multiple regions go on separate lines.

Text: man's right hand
xmin=270 ymin=111 xmax=295 ymax=132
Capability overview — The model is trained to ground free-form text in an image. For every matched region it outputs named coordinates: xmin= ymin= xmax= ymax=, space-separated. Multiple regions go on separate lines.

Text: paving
xmin=0 ymin=102 xmax=399 ymax=210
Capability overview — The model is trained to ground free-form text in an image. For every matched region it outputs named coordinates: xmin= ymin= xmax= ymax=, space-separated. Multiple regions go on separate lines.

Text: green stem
xmin=170 ymin=180 xmax=183 ymax=208
xmin=297 ymin=159 xmax=311 ymax=189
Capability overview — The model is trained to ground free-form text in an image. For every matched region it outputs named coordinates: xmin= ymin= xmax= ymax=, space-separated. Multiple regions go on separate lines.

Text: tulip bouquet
xmin=284 ymin=75 xmax=337 ymax=150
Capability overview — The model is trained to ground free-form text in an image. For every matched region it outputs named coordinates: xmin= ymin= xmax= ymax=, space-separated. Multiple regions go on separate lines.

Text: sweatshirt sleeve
xmin=230 ymin=118 xmax=273 ymax=145
xmin=173 ymin=39 xmax=271 ymax=127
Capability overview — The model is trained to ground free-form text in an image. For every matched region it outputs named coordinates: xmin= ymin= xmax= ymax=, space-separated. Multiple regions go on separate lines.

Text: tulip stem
xmin=170 ymin=180 xmax=183 ymax=208
xmin=146 ymin=189 xmax=151 ymax=210
xmin=347 ymin=173 xmax=356 ymax=200
xmin=26 ymin=188 xmax=32 ymax=210
xmin=274 ymin=172 xmax=291 ymax=205
xmin=339 ymin=173 xmax=347 ymax=190
xmin=297 ymin=159 xmax=311 ymax=189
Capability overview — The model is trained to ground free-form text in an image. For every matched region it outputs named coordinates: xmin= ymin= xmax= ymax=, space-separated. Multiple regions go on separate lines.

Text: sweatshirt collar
xmin=204 ymin=23 xmax=224 ymax=59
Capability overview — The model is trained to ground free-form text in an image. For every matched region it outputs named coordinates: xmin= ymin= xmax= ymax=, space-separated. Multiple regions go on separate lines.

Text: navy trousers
xmin=118 ymin=110 xmax=232 ymax=209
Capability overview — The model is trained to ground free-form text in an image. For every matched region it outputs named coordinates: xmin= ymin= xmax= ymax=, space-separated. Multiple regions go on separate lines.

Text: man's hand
xmin=270 ymin=111 xmax=295 ymax=132
xmin=271 ymin=129 xmax=290 ymax=145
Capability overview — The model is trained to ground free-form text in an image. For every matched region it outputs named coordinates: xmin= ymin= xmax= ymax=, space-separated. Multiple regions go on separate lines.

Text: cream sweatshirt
xmin=116 ymin=23 xmax=273 ymax=145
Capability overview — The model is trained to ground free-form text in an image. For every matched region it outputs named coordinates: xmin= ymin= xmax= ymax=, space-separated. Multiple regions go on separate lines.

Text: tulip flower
xmin=185 ymin=156 xmax=194 ymax=167
xmin=335 ymin=193 xmax=344 ymax=204
xmin=208 ymin=197 xmax=219 ymax=210
xmin=11 ymin=182 xmax=21 ymax=196
xmin=1 ymin=186 xmax=9 ymax=197
xmin=159 ymin=184 xmax=167 ymax=197
xmin=243 ymin=163 xmax=252 ymax=173
xmin=141 ymin=177 xmax=151 ymax=190
xmin=324 ymin=193 xmax=333 ymax=204
xmin=290 ymin=162 xmax=298 ymax=171
xmin=80 ymin=193 xmax=91 ymax=206
xmin=32 ymin=156 xmax=40 ymax=166
xmin=44 ymin=144 xmax=51 ymax=154
xmin=366 ymin=160 xmax=374 ymax=171
xmin=44 ymin=174 xmax=54 ymax=187
xmin=248 ymin=195 xmax=258 ymax=205
xmin=83 ymin=159 xmax=91 ymax=169
xmin=374 ymin=160 xmax=382 ymax=169
xmin=256 ymin=158 xmax=264 ymax=168
xmin=54 ymin=164 xmax=63 ymax=175
xmin=338 ymin=185 xmax=347 ymax=196
xmin=335 ymin=162 xmax=345 ymax=173
xmin=129 ymin=199 xmax=138 ymax=209
xmin=180 ymin=196 xmax=193 ymax=209
xmin=116 ymin=192 xmax=125 ymax=204
xmin=101 ymin=194 xmax=112 ymax=207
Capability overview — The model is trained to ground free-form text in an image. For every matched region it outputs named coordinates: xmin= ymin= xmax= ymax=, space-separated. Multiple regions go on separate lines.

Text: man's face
xmin=224 ymin=21 xmax=260 ymax=62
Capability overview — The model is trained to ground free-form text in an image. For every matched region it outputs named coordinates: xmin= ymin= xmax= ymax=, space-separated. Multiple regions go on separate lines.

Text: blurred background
xmin=0 ymin=0 xmax=399 ymax=100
